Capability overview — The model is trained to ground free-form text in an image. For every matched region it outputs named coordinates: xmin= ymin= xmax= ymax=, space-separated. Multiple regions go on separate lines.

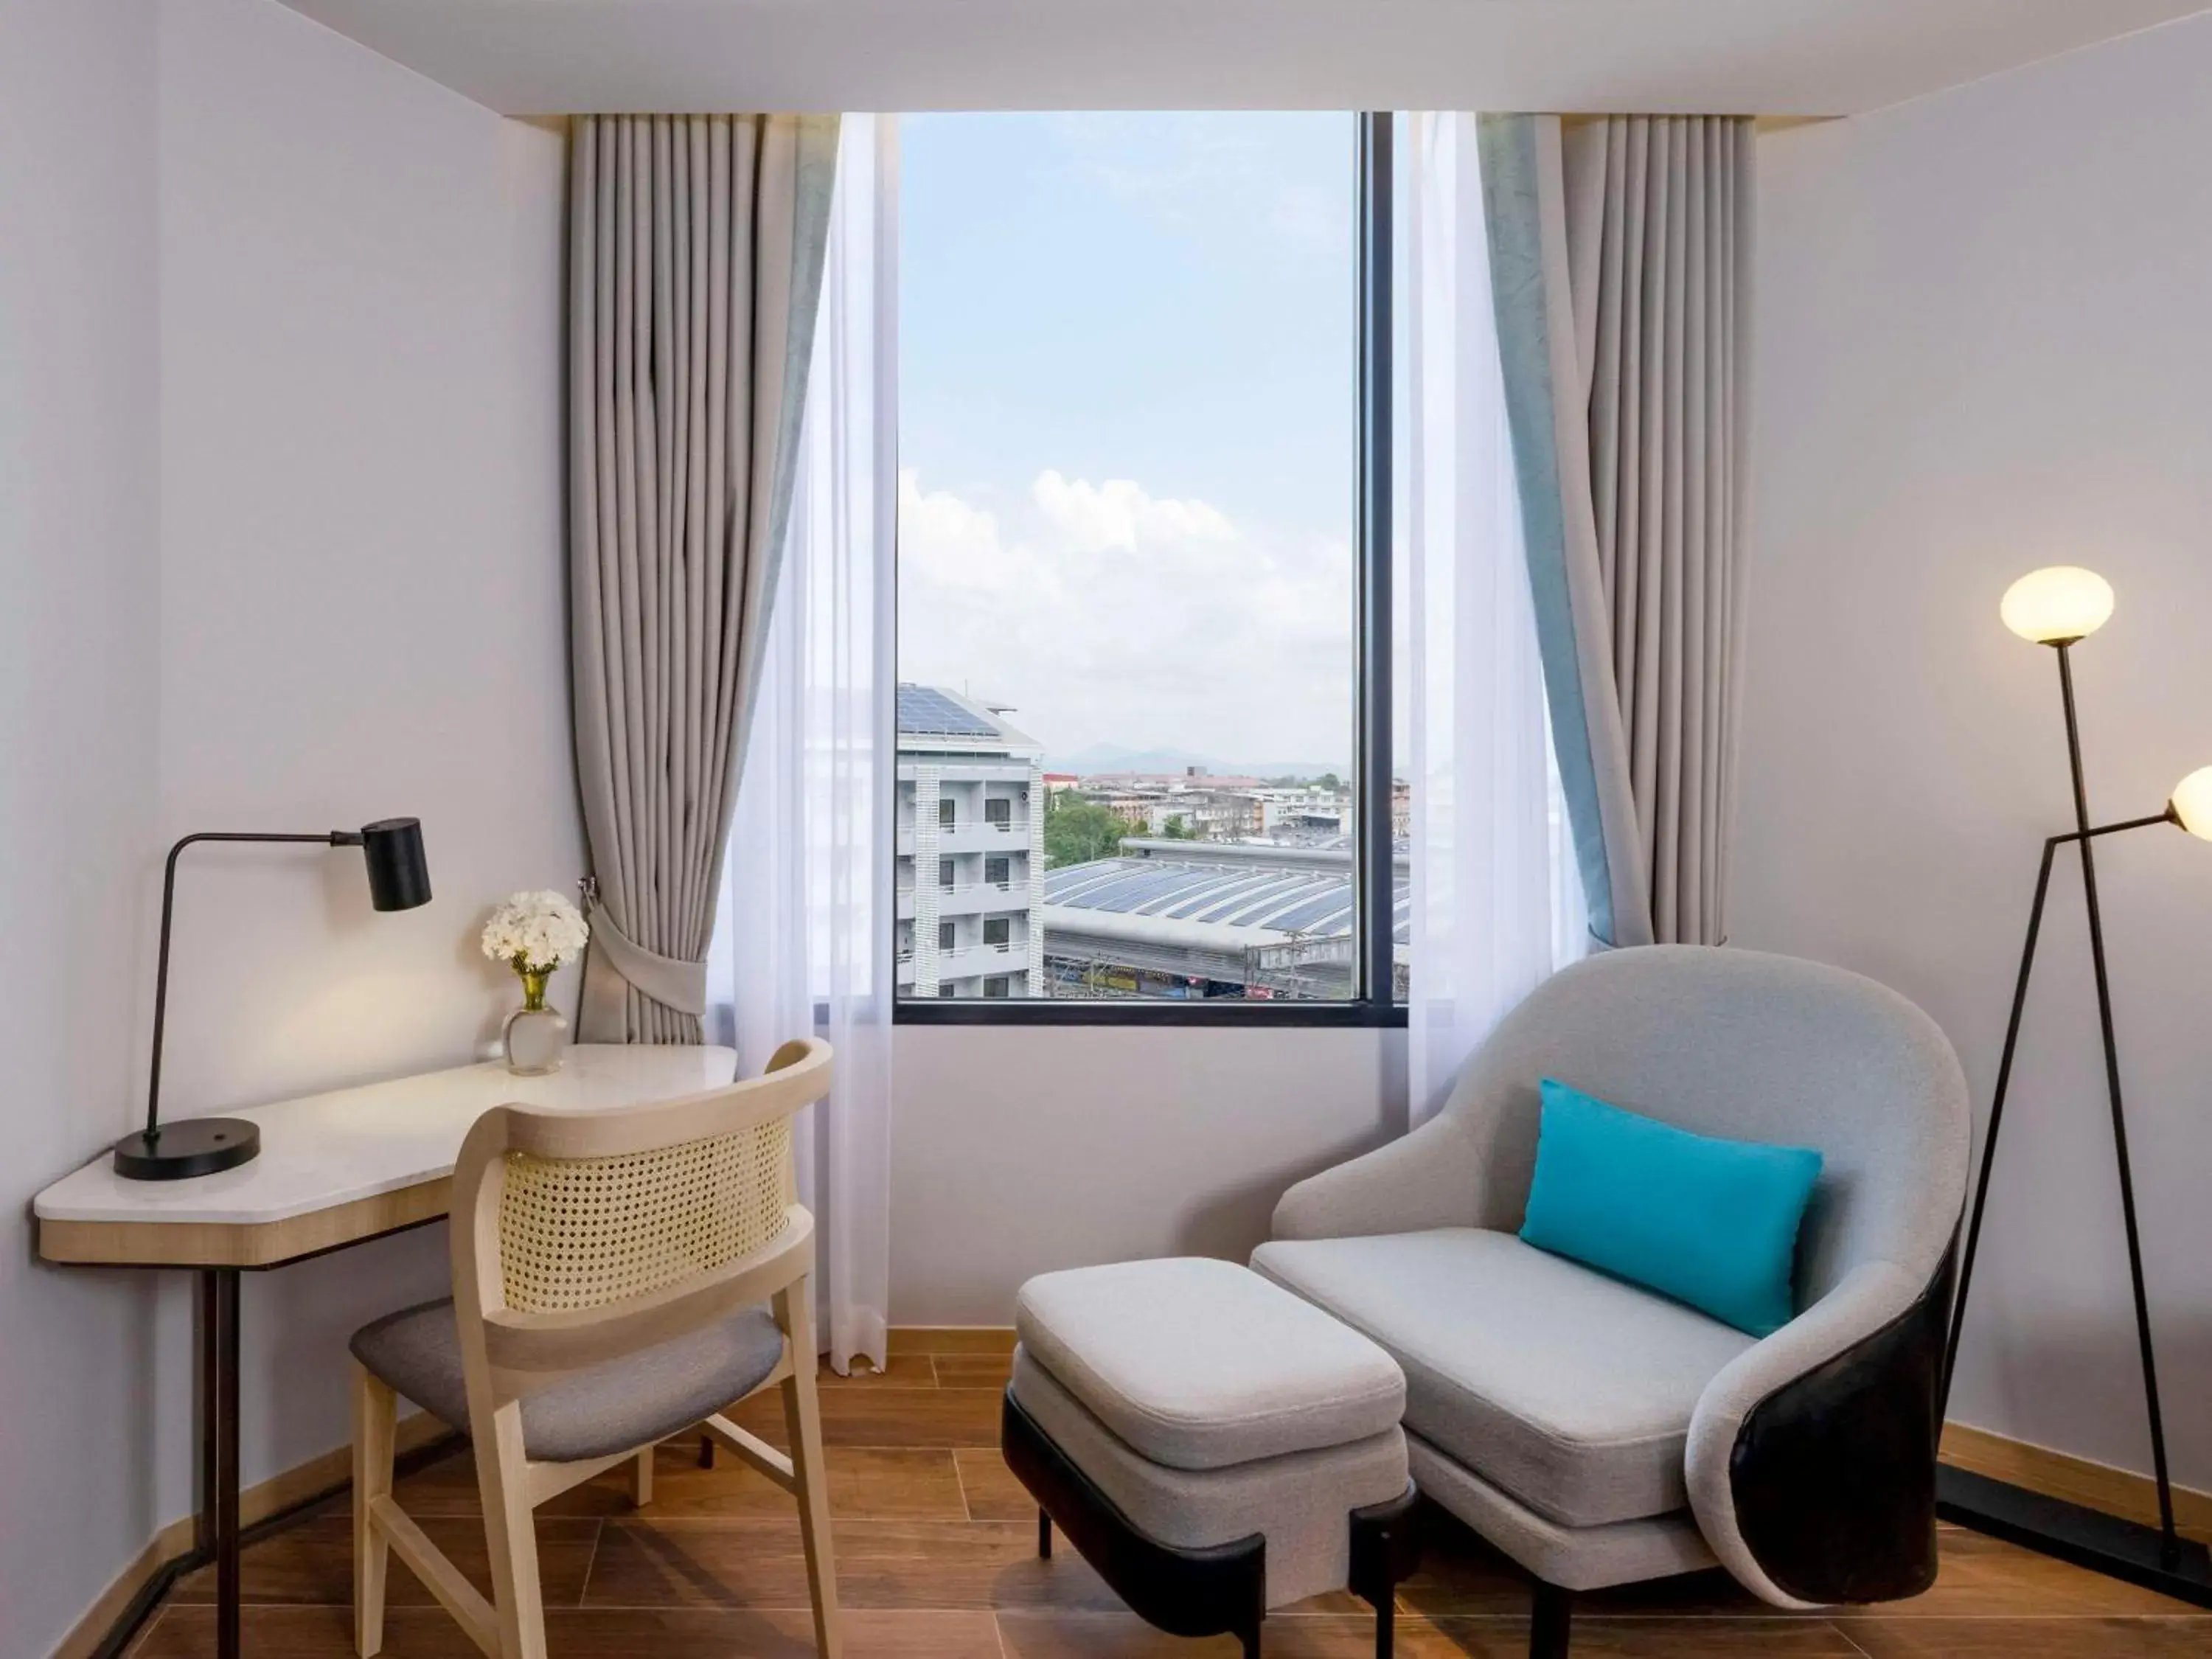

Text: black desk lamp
xmin=1938 ymin=566 xmax=2212 ymax=1602
xmin=112 ymin=818 xmax=432 ymax=1180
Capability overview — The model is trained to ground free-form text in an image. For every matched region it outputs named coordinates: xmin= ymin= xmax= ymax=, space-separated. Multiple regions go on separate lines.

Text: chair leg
xmin=1038 ymin=1508 xmax=1052 ymax=1559
xmin=350 ymin=1363 xmax=396 ymax=1658
xmin=1529 ymin=1581 xmax=1571 ymax=1659
xmin=776 ymin=1281 xmax=844 ymax=1659
xmin=630 ymin=1444 xmax=655 ymax=1508
xmin=476 ymin=1402 xmax=549 ymax=1659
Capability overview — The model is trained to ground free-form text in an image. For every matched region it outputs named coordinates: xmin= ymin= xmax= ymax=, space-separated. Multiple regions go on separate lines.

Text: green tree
xmin=1161 ymin=813 xmax=1197 ymax=841
xmin=1044 ymin=798 xmax=1129 ymax=868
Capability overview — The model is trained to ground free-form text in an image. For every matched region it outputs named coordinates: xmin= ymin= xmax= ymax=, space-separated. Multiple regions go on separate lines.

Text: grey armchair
xmin=1253 ymin=945 xmax=1969 ymax=1658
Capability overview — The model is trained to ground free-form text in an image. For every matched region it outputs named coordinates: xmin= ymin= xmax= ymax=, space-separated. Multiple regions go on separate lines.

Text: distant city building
xmin=1071 ymin=772 xmax=1281 ymax=842
xmin=898 ymin=735 xmax=1398 ymax=1004
xmin=895 ymin=685 xmax=1043 ymax=999
xmin=1086 ymin=788 xmax=1166 ymax=830
xmin=1041 ymin=838 xmax=1410 ymax=1001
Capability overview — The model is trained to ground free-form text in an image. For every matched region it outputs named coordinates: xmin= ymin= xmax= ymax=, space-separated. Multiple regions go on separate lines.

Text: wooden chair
xmin=347 ymin=1038 xmax=841 ymax=1659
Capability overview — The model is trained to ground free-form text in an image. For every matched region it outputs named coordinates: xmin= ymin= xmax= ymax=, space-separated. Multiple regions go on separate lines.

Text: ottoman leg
xmin=1349 ymin=1484 xmax=1421 ymax=1659
xmin=1038 ymin=1508 xmax=1052 ymax=1559
xmin=1530 ymin=1581 xmax=1572 ymax=1659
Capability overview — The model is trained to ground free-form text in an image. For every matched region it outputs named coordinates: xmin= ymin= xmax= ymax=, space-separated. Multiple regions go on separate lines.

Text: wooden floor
xmin=136 ymin=1335 xmax=2209 ymax=1658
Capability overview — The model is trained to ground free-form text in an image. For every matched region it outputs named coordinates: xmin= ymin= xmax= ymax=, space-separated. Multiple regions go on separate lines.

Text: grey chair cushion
xmin=350 ymin=1298 xmax=785 ymax=1464
xmin=1253 ymin=1228 xmax=1754 ymax=1528
xmin=1015 ymin=1256 xmax=1405 ymax=1470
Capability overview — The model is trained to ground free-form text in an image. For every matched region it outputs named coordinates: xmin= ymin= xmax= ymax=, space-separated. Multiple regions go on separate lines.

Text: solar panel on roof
xmin=896 ymin=685 xmax=999 ymax=737
xmin=1046 ymin=856 xmax=1413 ymax=945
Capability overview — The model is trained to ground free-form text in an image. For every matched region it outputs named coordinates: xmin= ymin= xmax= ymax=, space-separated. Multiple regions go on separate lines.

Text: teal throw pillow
xmin=1519 ymin=1078 xmax=1823 ymax=1338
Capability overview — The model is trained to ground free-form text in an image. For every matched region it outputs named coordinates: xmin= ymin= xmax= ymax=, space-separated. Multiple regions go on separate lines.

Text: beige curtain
xmin=569 ymin=114 xmax=841 ymax=1042
xmin=1479 ymin=114 xmax=1753 ymax=947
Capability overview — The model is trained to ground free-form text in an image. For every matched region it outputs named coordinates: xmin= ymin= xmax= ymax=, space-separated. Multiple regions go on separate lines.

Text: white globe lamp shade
xmin=2169 ymin=767 xmax=2212 ymax=841
xmin=2000 ymin=566 xmax=2115 ymax=644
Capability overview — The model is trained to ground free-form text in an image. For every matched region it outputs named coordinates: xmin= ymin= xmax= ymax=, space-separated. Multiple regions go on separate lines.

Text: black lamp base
xmin=1938 ymin=1466 xmax=2212 ymax=1607
xmin=112 ymin=1118 xmax=261 ymax=1180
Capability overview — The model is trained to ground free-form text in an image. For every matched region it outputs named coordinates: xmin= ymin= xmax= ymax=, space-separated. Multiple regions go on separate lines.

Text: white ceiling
xmin=276 ymin=0 xmax=2210 ymax=117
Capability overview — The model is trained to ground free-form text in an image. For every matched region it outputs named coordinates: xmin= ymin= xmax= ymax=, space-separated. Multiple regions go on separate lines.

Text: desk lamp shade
xmin=2001 ymin=566 xmax=2115 ymax=644
xmin=361 ymin=817 xmax=432 ymax=911
xmin=112 ymin=816 xmax=432 ymax=1180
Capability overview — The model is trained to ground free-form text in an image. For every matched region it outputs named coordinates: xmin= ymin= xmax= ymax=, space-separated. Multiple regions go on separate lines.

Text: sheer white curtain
xmin=708 ymin=114 xmax=897 ymax=1372
xmin=1405 ymin=111 xmax=1587 ymax=1127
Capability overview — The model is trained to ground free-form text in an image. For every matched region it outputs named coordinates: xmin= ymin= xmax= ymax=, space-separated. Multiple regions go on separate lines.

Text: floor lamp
xmin=1937 ymin=565 xmax=2212 ymax=1602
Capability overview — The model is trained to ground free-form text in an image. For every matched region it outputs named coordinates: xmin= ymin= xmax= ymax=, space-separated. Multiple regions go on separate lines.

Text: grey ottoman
xmin=1002 ymin=1257 xmax=1421 ymax=1658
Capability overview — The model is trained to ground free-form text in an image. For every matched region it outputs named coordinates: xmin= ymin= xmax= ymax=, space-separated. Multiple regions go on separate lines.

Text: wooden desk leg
xmin=199 ymin=1268 xmax=243 ymax=1659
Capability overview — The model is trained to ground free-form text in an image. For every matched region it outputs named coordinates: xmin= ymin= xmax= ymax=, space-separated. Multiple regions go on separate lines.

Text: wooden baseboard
xmin=49 ymin=1410 xmax=447 ymax=1659
xmin=51 ymin=1534 xmax=172 ymax=1659
xmin=1941 ymin=1420 xmax=2212 ymax=1540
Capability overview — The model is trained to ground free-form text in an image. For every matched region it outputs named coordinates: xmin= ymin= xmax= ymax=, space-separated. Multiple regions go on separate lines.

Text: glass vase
xmin=503 ymin=966 xmax=568 ymax=1076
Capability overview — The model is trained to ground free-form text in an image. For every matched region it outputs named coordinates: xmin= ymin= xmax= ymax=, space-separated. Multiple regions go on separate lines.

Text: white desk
xmin=37 ymin=1043 xmax=737 ymax=1267
xmin=33 ymin=1043 xmax=738 ymax=1659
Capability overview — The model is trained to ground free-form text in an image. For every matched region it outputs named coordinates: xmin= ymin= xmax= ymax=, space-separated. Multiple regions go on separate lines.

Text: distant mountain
xmin=1049 ymin=742 xmax=1214 ymax=775
xmin=1048 ymin=742 xmax=1348 ymax=782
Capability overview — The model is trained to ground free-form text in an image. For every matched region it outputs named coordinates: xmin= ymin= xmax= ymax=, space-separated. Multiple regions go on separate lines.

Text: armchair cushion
xmin=1253 ymin=1228 xmax=1753 ymax=1528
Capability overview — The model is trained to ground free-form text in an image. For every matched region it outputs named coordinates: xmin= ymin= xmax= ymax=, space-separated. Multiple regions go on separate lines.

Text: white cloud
xmin=898 ymin=467 xmax=1353 ymax=767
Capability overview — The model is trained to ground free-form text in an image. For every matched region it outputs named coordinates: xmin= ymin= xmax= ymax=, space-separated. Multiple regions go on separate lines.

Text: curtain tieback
xmin=588 ymin=905 xmax=708 ymax=1018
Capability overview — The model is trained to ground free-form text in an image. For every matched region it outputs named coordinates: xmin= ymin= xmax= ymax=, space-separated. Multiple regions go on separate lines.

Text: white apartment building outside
xmin=894 ymin=685 xmax=1045 ymax=999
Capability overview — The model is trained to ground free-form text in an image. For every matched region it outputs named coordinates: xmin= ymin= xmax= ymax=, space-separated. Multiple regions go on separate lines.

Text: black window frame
xmin=896 ymin=112 xmax=1401 ymax=1029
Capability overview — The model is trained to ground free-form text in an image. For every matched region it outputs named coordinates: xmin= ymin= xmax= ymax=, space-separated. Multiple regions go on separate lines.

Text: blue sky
xmin=897 ymin=112 xmax=1357 ymax=770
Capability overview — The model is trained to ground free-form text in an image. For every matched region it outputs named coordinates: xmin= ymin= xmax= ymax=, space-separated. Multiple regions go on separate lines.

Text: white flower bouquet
xmin=481 ymin=889 xmax=590 ymax=1010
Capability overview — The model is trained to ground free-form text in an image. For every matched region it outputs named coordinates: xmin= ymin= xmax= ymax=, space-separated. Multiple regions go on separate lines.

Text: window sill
xmin=893 ymin=999 xmax=1408 ymax=1029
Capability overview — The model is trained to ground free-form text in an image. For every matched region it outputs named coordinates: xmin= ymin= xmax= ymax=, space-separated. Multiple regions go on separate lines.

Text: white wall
xmin=147 ymin=0 xmax=574 ymax=1524
xmin=1739 ymin=14 xmax=2212 ymax=1489
xmin=0 ymin=4 xmax=163 ymax=1652
xmin=891 ymin=1026 xmax=1405 ymax=1323
xmin=0 ymin=1 xmax=569 ymax=1644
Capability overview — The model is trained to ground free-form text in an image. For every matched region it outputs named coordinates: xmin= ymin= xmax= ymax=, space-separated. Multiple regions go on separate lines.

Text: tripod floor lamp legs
xmin=1935 ymin=709 xmax=2211 ymax=1595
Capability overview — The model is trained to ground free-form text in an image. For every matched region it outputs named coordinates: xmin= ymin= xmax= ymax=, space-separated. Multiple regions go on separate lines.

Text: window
xmin=938 ymin=857 xmax=956 ymax=888
xmin=938 ymin=984 xmax=956 ymax=998
xmin=938 ymin=921 xmax=956 ymax=950
xmin=939 ymin=798 xmax=957 ymax=829
xmin=897 ymin=114 xmax=1397 ymax=1024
